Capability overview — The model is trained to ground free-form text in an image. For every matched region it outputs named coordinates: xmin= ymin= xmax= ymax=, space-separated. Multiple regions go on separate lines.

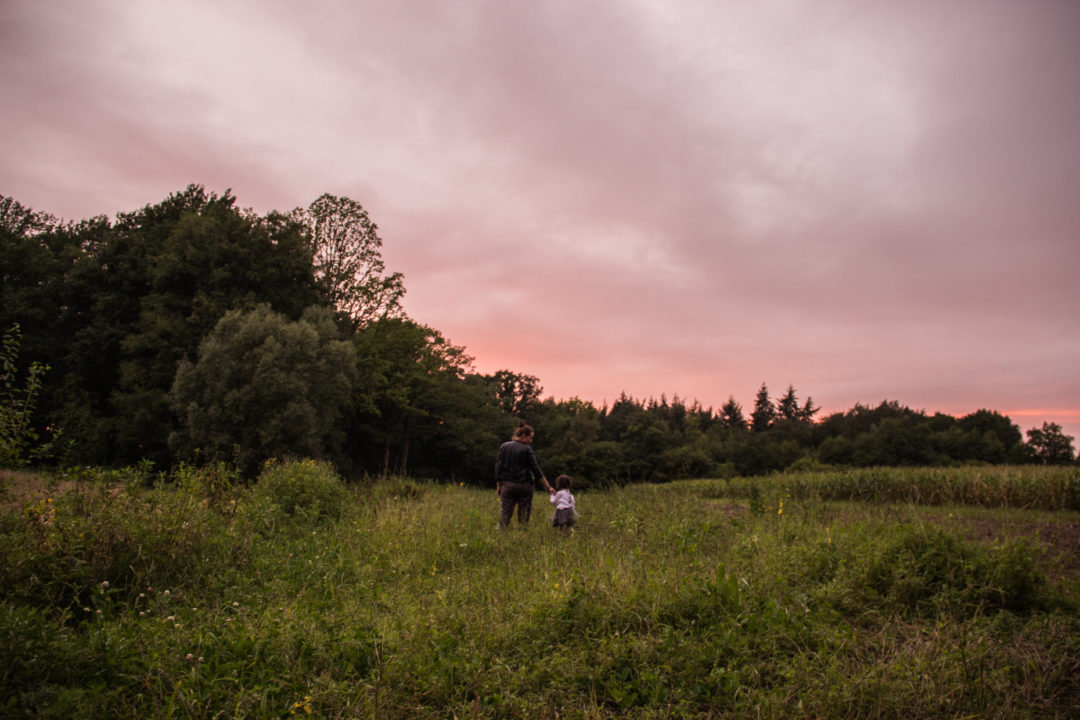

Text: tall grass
xmin=706 ymin=465 xmax=1080 ymax=511
xmin=1 ymin=464 xmax=1078 ymax=718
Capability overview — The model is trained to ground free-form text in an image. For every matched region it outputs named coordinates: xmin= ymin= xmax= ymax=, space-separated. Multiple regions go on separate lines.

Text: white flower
xmin=232 ymin=602 xmax=239 ymax=607
xmin=101 ymin=581 xmax=109 ymax=588
xmin=185 ymin=653 xmax=194 ymax=661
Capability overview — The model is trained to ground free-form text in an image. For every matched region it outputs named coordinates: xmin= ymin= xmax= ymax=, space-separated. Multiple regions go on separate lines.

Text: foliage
xmin=2 ymin=188 xmax=1072 ymax=482
xmin=290 ymin=193 xmax=405 ymax=330
xmin=751 ymin=382 xmax=776 ymax=432
xmin=347 ymin=317 xmax=500 ymax=480
xmin=0 ymin=465 xmax=242 ymax=616
xmin=250 ymin=458 xmax=352 ymax=522
xmin=718 ymin=395 xmax=747 ymax=430
xmin=1025 ymin=421 xmax=1077 ymax=465
xmin=0 ymin=325 xmax=54 ymax=467
xmin=170 ymin=305 xmax=356 ymax=475
xmin=1 ymin=468 xmax=1077 ymax=718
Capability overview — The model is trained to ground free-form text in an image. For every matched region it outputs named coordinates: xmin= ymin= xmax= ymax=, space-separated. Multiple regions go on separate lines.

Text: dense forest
xmin=2 ymin=187 xmax=1076 ymax=485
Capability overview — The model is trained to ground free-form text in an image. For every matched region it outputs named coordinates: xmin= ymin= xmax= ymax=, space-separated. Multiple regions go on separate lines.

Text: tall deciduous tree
xmin=292 ymin=194 xmax=405 ymax=331
xmin=487 ymin=370 xmax=544 ymax=418
xmin=350 ymin=317 xmax=474 ymax=476
xmin=1024 ymin=422 xmax=1076 ymax=465
xmin=109 ymin=187 xmax=321 ymax=465
xmin=169 ymin=305 xmax=355 ymax=475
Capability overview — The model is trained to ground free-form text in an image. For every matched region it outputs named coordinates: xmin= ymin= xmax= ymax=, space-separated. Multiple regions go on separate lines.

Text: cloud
xmin=2 ymin=0 xmax=1078 ymax=440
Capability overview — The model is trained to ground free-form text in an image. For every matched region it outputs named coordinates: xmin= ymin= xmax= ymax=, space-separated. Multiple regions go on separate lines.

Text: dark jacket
xmin=494 ymin=439 xmax=543 ymax=485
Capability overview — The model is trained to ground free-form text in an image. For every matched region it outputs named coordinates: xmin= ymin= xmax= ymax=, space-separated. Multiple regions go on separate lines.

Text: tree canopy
xmin=2 ymin=187 xmax=1075 ymax=480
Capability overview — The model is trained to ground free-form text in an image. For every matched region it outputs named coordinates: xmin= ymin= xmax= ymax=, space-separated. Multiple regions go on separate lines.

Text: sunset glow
xmin=2 ymin=0 xmax=1077 ymax=440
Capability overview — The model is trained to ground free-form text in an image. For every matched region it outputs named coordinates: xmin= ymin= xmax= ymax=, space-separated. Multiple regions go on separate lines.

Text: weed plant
xmin=1 ymin=464 xmax=1077 ymax=718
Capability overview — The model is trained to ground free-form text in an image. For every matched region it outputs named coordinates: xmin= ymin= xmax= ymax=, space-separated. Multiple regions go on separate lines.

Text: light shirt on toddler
xmin=550 ymin=489 xmax=575 ymax=511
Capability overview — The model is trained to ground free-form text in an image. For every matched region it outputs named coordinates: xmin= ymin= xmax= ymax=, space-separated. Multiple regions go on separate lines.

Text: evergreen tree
xmin=719 ymin=395 xmax=747 ymax=430
xmin=751 ymin=382 xmax=775 ymax=432
xmin=776 ymin=384 xmax=800 ymax=421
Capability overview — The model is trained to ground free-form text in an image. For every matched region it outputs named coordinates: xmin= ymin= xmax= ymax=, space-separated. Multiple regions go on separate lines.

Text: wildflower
xmin=101 ymin=581 xmax=109 ymax=588
xmin=232 ymin=601 xmax=239 ymax=607
xmin=139 ymin=612 xmax=146 ymax=617
xmin=197 ymin=656 xmax=204 ymax=663
xmin=83 ymin=607 xmax=90 ymax=613
xmin=186 ymin=653 xmax=194 ymax=661
xmin=163 ymin=590 xmax=170 ymax=596
xmin=139 ymin=593 xmax=145 ymax=599
xmin=166 ymin=616 xmax=175 ymax=622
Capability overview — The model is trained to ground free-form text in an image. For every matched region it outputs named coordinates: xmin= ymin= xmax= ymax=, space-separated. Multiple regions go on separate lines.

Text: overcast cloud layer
xmin=3 ymin=0 xmax=1079 ymax=439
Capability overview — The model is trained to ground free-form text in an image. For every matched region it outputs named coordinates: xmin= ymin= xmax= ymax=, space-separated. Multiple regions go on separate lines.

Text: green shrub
xmin=252 ymin=458 xmax=350 ymax=521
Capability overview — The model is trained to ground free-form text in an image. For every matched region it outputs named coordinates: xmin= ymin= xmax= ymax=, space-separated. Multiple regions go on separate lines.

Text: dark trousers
xmin=499 ymin=482 xmax=533 ymax=527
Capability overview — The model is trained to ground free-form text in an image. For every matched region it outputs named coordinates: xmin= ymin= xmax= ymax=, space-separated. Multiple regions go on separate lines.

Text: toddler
xmin=549 ymin=475 xmax=578 ymax=532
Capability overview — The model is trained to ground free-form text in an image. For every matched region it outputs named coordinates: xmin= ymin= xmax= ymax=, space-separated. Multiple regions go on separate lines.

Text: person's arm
xmin=494 ymin=443 xmax=507 ymax=496
xmin=525 ymin=446 xmax=553 ymax=493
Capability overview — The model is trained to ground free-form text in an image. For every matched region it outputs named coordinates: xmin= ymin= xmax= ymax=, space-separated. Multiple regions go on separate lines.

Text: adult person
xmin=494 ymin=421 xmax=553 ymax=528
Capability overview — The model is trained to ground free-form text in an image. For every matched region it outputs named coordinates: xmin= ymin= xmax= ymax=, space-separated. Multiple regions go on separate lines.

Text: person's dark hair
xmin=513 ymin=422 xmax=534 ymax=441
xmin=555 ymin=475 xmax=571 ymax=491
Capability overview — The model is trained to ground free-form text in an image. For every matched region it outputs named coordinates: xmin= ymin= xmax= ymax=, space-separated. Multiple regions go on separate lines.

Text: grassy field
xmin=2 ymin=462 xmax=1078 ymax=719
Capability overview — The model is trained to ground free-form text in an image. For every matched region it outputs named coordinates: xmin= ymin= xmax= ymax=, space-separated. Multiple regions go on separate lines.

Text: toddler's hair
xmin=555 ymin=475 xmax=572 ymax=490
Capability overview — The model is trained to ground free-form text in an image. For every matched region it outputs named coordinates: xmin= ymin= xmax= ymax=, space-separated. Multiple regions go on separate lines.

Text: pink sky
xmin=3 ymin=0 xmax=1079 ymax=443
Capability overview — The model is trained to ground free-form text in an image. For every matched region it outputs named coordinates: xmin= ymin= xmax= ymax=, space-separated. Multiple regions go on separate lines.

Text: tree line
xmin=2 ymin=187 xmax=1076 ymax=484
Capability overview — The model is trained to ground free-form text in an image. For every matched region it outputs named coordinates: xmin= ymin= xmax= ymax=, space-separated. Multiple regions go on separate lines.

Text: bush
xmin=251 ymin=458 xmax=351 ymax=521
